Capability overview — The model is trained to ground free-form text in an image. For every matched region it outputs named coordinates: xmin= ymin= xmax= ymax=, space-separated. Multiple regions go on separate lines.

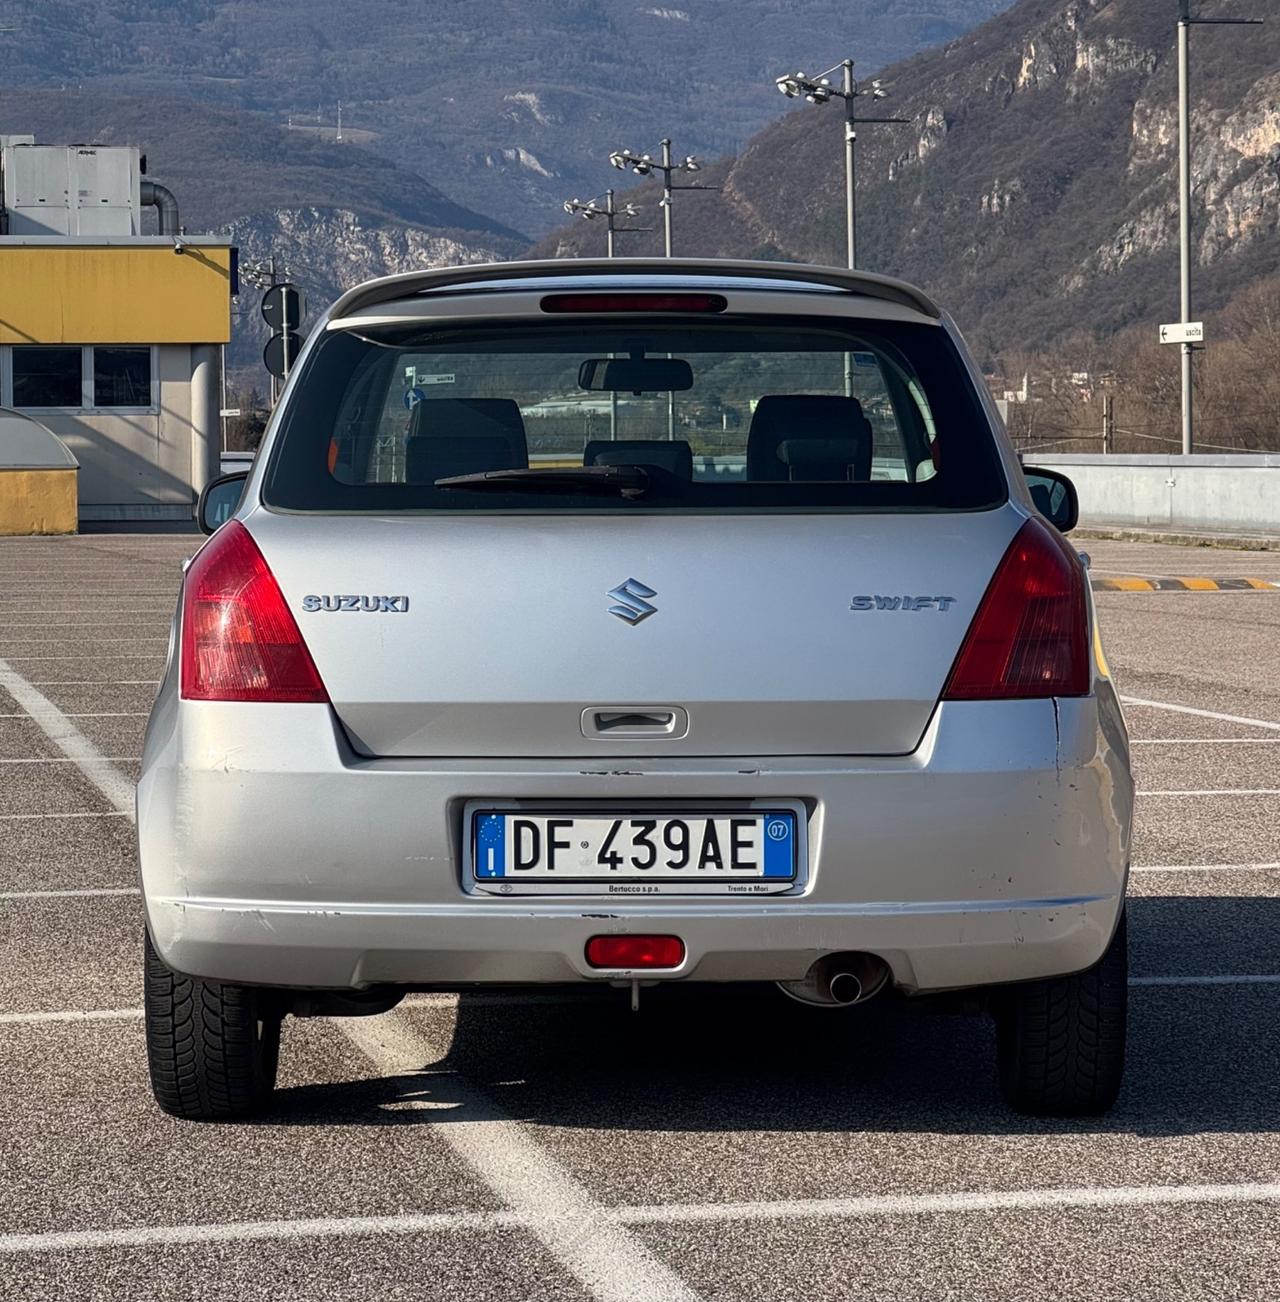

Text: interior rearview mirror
xmin=197 ymin=472 xmax=248 ymax=535
xmin=578 ymin=358 xmax=694 ymax=393
xmin=1022 ymin=466 xmax=1079 ymax=534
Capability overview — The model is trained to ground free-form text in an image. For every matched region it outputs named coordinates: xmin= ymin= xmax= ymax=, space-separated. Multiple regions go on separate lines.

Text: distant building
xmin=0 ymin=136 xmax=235 ymax=522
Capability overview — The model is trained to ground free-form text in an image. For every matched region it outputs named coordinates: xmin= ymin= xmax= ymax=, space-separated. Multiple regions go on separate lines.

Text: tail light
xmin=942 ymin=518 xmax=1088 ymax=700
xmin=180 ymin=521 xmax=328 ymax=703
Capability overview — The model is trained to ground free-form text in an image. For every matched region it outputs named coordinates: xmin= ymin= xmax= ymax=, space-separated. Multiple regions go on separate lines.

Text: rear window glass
xmin=262 ymin=316 xmax=1005 ymax=513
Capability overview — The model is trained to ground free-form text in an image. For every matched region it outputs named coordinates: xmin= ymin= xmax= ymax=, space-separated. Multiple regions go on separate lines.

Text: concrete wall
xmin=1024 ymin=454 xmax=1280 ymax=535
xmin=36 ymin=345 xmax=201 ymax=519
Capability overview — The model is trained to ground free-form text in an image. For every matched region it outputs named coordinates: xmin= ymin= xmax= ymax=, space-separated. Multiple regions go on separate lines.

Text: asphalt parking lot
xmin=2 ymin=531 xmax=1279 ymax=1301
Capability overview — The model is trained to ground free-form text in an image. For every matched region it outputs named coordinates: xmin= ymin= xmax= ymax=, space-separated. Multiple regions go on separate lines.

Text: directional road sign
xmin=1159 ymin=321 xmax=1205 ymax=345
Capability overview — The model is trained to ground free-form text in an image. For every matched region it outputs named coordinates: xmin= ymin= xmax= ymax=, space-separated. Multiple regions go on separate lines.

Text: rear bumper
xmin=137 ymin=692 xmax=1132 ymax=993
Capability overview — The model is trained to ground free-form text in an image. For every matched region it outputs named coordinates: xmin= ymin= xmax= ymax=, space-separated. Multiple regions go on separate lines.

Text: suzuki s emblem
xmin=607 ymin=578 xmax=657 ymax=625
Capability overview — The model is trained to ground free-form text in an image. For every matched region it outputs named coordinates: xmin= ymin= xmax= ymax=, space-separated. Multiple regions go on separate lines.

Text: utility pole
xmin=1102 ymin=393 xmax=1115 ymax=455
xmin=1175 ymin=1 xmax=1262 ymax=454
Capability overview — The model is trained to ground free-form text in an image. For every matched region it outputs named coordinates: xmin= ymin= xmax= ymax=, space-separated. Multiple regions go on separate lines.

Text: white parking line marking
xmin=1141 ymin=789 xmax=1280 ymax=797
xmin=622 ymin=1181 xmax=1280 ymax=1225
xmin=1131 ymin=862 xmax=1280 ymax=873
xmin=0 ymin=1211 xmax=512 ymax=1257
xmin=0 ymin=637 xmax=168 ymax=646
xmin=0 ymin=1009 xmax=145 ymax=1026
xmin=29 ymin=680 xmax=159 ymax=686
xmin=1121 ymin=696 xmax=1280 ymax=732
xmin=1130 ymin=738 xmax=1280 ymax=746
xmin=0 ymin=712 xmax=149 ymax=718
xmin=6 ymin=1181 xmax=1280 ymax=1257
xmin=0 ymin=888 xmax=139 ymax=901
xmin=341 ymin=1011 xmax=702 ymax=1302
xmin=0 ymin=656 xmax=135 ymax=816
xmin=0 ymin=810 xmax=130 ymax=821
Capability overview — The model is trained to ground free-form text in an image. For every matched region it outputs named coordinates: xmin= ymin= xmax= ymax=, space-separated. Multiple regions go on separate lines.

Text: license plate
xmin=468 ymin=809 xmax=799 ymax=895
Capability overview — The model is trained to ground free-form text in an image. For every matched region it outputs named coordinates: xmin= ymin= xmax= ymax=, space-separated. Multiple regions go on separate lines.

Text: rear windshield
xmin=261 ymin=315 xmax=1006 ymax=513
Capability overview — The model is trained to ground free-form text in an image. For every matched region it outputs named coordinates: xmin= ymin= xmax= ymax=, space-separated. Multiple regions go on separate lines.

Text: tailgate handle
xmin=583 ymin=707 xmax=688 ymax=739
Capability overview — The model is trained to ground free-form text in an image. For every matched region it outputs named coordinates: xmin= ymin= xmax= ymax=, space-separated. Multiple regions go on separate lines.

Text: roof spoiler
xmin=328 ymin=257 xmax=942 ymax=321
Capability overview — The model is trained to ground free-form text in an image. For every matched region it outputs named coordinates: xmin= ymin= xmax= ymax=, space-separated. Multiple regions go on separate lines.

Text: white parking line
xmin=1141 ymin=789 xmax=1280 ymax=797
xmin=29 ymin=680 xmax=159 ymax=686
xmin=0 ymin=656 xmax=135 ymax=815
xmin=0 ymin=1008 xmax=145 ymax=1026
xmin=342 ymin=1011 xmax=701 ymax=1302
xmin=5 ymin=1180 xmax=1280 ymax=1258
xmin=1121 ymin=696 xmax=1280 ymax=732
xmin=1130 ymin=738 xmax=1280 ymax=746
xmin=0 ymin=810 xmax=130 ymax=821
xmin=0 ymin=712 xmax=149 ymax=719
xmin=0 ymin=888 xmax=139 ymax=901
xmin=1131 ymin=862 xmax=1280 ymax=874
xmin=0 ymin=637 xmax=168 ymax=646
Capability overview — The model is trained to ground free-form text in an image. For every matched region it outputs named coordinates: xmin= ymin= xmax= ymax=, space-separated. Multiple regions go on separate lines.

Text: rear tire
xmin=995 ymin=911 xmax=1127 ymax=1117
xmin=144 ymin=931 xmax=282 ymax=1120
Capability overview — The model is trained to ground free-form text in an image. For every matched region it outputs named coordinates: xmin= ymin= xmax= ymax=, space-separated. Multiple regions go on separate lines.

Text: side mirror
xmin=1022 ymin=467 xmax=1079 ymax=534
xmin=197 ymin=472 xmax=248 ymax=535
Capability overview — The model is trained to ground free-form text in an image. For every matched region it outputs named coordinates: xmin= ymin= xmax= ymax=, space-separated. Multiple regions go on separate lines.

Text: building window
xmin=94 ymin=347 xmax=152 ymax=408
xmin=11 ymin=346 xmax=83 ymax=408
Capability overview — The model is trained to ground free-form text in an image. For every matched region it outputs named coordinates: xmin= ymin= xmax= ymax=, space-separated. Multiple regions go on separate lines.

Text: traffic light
xmin=262 ymin=284 xmax=304 ymax=380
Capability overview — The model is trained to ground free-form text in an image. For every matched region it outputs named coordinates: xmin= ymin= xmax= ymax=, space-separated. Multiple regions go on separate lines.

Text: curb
xmin=1075 ymin=527 xmax=1280 ymax=552
xmin=1091 ymin=577 xmax=1280 ymax=592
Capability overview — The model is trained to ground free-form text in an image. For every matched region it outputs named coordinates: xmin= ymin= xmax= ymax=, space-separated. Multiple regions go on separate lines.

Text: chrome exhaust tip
xmin=777 ymin=953 xmax=890 ymax=1008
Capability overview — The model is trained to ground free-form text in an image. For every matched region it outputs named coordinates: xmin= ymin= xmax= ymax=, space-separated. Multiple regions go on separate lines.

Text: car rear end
xmin=137 ymin=259 xmax=1132 ymax=1118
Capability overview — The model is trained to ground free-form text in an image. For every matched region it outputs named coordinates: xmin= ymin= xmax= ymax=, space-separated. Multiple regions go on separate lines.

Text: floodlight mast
xmin=608 ymin=138 xmax=705 ymax=256
xmin=563 ymin=189 xmax=648 ymax=257
xmin=774 ymin=59 xmax=901 ymax=270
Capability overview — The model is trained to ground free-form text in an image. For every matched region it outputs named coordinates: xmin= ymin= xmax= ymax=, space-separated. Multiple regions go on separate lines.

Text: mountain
xmin=0 ymin=0 xmax=1014 ymax=232
xmin=533 ymin=0 xmax=1280 ymax=357
xmin=0 ymin=89 xmax=526 ymax=372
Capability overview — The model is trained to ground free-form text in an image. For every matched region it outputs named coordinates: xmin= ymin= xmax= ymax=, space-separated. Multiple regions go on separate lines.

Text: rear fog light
xmin=585 ymin=935 xmax=686 ymax=970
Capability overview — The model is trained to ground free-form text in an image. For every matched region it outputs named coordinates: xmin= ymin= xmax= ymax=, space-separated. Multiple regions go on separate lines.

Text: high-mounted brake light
xmin=180 ymin=521 xmax=328 ymax=703
xmin=541 ymin=292 xmax=727 ymax=314
xmin=942 ymin=518 xmax=1089 ymax=700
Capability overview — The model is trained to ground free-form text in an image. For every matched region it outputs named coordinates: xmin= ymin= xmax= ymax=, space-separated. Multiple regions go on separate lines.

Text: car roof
xmin=327 ymin=258 xmax=942 ymax=322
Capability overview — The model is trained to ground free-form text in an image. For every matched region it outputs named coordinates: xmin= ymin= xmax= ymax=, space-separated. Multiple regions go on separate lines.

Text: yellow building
xmin=0 ymin=139 xmax=234 ymax=523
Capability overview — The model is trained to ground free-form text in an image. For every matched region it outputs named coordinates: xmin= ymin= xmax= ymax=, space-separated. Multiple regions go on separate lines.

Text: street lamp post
xmin=608 ymin=140 xmax=706 ymax=257
xmin=775 ymin=60 xmax=906 ymax=270
xmin=609 ymin=140 xmax=711 ymax=436
xmin=562 ymin=189 xmax=648 ymax=258
xmin=1175 ymin=2 xmax=1262 ymax=455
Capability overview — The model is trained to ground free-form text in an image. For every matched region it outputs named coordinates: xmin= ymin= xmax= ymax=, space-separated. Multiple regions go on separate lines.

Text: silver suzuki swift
xmin=138 ymin=259 xmax=1132 ymax=1120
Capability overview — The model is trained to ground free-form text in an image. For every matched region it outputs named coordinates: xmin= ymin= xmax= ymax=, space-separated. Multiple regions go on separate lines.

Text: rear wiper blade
xmin=435 ymin=464 xmax=650 ymax=499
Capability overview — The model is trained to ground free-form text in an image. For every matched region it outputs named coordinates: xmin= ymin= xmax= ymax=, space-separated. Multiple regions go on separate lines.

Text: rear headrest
xmin=584 ymin=439 xmax=694 ymax=480
xmin=406 ymin=435 xmax=513 ymax=484
xmin=407 ymin=398 xmax=528 ymax=469
xmin=747 ymin=395 xmax=873 ymax=482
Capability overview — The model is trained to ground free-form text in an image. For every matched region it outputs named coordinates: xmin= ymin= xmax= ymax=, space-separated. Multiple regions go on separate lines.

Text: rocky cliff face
xmin=535 ymin=0 xmax=1280 ymax=354
xmin=222 ymin=207 xmax=510 ymax=374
